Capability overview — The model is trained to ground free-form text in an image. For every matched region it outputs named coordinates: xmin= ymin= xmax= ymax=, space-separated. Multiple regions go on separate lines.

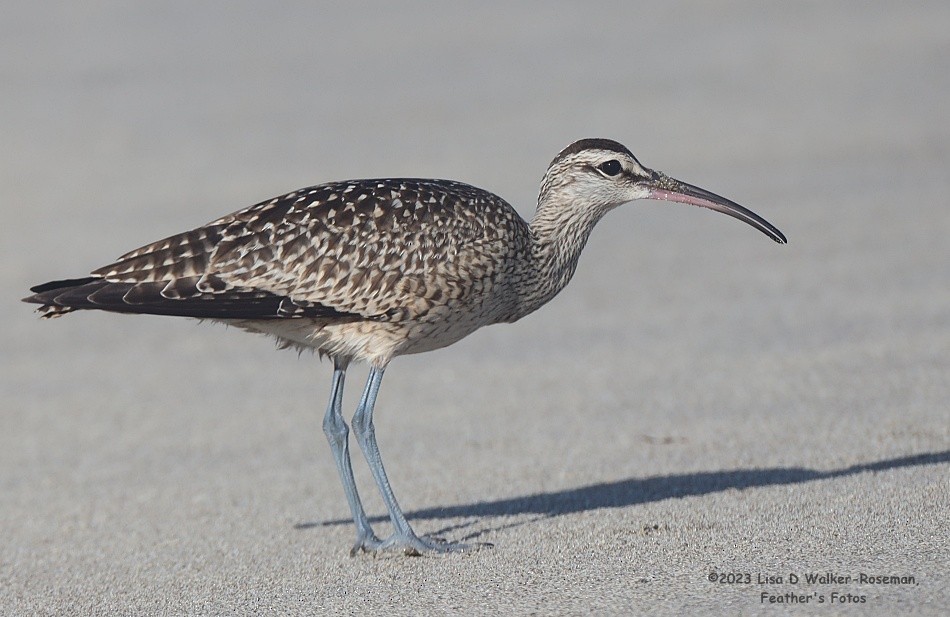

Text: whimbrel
xmin=24 ymin=139 xmax=786 ymax=555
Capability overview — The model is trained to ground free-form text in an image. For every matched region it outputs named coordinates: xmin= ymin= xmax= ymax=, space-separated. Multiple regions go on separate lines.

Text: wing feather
xmin=26 ymin=179 xmax=531 ymax=322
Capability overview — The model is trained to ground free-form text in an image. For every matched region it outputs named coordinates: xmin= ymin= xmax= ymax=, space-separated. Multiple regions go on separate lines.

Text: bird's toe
xmin=376 ymin=532 xmax=492 ymax=556
xmin=349 ymin=532 xmax=384 ymax=556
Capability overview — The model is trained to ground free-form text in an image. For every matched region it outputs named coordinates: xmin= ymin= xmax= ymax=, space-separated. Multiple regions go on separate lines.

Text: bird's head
xmin=537 ymin=138 xmax=786 ymax=244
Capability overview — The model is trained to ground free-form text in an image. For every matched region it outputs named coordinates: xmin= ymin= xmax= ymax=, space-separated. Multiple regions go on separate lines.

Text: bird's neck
xmin=512 ymin=194 xmax=607 ymax=320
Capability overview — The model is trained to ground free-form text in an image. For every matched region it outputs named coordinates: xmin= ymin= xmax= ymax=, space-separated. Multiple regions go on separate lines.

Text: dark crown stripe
xmin=550 ymin=139 xmax=634 ymax=166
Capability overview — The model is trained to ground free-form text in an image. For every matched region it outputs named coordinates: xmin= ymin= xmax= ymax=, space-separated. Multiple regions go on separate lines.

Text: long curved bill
xmin=645 ymin=172 xmax=787 ymax=244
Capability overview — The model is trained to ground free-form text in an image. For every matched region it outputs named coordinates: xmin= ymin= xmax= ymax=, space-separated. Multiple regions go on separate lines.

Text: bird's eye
xmin=597 ymin=160 xmax=622 ymax=176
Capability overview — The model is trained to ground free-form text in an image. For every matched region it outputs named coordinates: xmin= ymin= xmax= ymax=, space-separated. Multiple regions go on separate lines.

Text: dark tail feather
xmin=23 ymin=277 xmax=101 ymax=317
xmin=27 ymin=276 xmax=99 ymax=295
xmin=24 ymin=276 xmax=361 ymax=320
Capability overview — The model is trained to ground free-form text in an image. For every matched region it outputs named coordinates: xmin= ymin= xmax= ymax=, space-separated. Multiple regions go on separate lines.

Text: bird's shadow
xmin=296 ymin=450 xmax=948 ymax=540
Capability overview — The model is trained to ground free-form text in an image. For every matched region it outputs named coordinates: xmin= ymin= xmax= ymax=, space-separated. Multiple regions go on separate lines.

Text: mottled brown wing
xmin=42 ymin=179 xmax=530 ymax=321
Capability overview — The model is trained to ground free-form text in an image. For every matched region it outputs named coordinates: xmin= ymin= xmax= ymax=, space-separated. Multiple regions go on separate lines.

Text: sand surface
xmin=2 ymin=2 xmax=948 ymax=615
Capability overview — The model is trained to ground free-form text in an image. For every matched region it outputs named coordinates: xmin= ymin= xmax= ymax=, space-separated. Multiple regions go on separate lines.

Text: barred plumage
xmin=25 ymin=138 xmax=785 ymax=555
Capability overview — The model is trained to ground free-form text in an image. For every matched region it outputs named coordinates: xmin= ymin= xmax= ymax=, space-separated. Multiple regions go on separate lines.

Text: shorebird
xmin=24 ymin=138 xmax=786 ymax=555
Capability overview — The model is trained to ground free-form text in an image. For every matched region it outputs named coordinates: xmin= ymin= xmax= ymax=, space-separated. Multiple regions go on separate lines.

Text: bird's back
xmin=26 ymin=179 xmax=535 ymax=349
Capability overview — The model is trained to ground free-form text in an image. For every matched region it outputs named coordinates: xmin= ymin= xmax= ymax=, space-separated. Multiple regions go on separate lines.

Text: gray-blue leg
xmin=322 ymin=360 xmax=382 ymax=555
xmin=351 ymin=366 xmax=478 ymax=555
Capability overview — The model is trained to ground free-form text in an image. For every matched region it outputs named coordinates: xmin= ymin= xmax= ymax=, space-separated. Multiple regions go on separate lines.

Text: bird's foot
xmin=377 ymin=532 xmax=492 ymax=556
xmin=349 ymin=531 xmax=385 ymax=556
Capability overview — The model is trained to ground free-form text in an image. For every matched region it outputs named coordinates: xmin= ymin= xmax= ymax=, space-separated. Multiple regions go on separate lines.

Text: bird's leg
xmin=322 ymin=359 xmax=382 ymax=555
xmin=351 ymin=366 xmax=477 ymax=555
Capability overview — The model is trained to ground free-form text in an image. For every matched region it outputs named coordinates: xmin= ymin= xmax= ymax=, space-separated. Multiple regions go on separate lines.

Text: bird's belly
xmin=395 ymin=319 xmax=485 ymax=356
xmin=222 ymin=313 xmax=490 ymax=366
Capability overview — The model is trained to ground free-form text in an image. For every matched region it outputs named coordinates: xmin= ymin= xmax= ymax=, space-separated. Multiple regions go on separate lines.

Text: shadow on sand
xmin=300 ymin=450 xmax=948 ymax=533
